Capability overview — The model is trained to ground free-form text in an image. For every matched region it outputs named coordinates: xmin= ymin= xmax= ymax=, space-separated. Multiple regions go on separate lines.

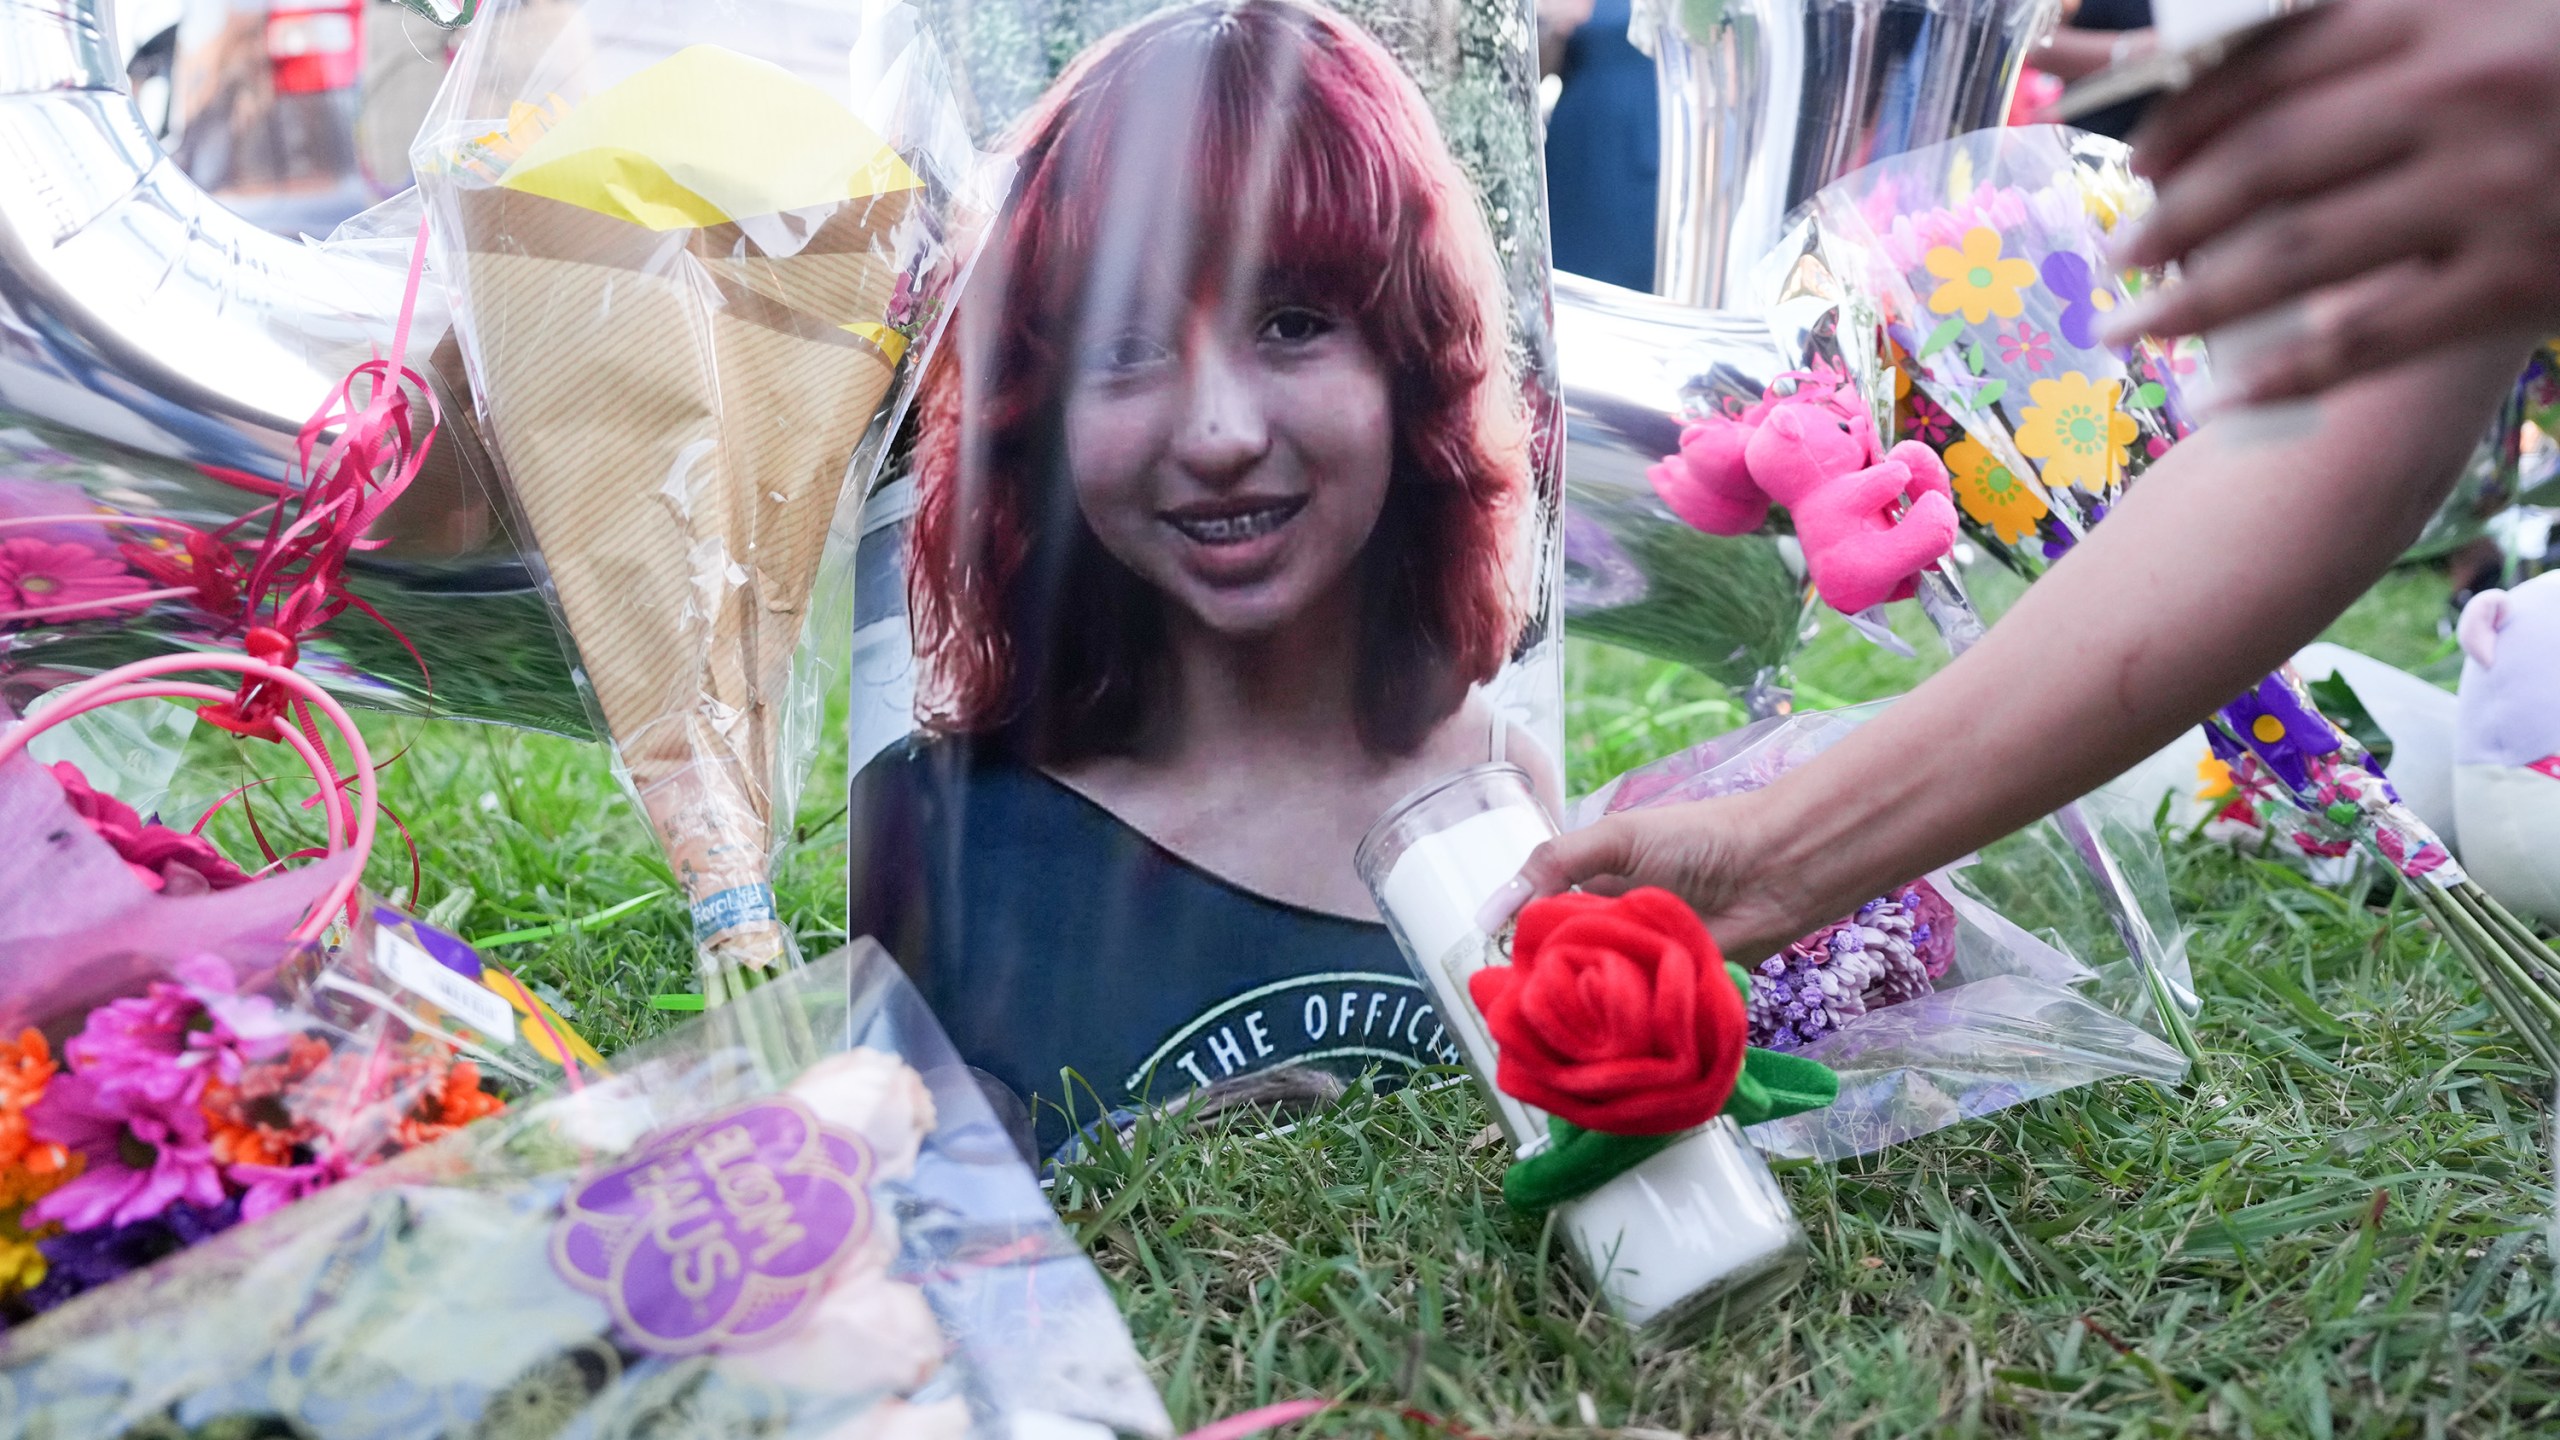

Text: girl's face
xmin=1063 ymin=271 xmax=1394 ymax=640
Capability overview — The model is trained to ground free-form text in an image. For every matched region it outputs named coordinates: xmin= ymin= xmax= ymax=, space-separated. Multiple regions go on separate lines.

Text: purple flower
xmin=2219 ymin=675 xmax=2343 ymax=794
xmin=1561 ymin=510 xmax=1649 ymax=612
xmin=22 ymin=1198 xmax=239 ymax=1315
xmin=28 ymin=1068 xmax=225 ymax=1232
xmin=1743 ymin=882 xmax=1956 ymax=1050
xmin=2039 ymin=251 xmax=2115 ymax=351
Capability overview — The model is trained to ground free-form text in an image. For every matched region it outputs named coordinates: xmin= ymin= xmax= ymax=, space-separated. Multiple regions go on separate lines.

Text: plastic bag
xmin=0 ymin=945 xmax=1171 ymax=1440
xmin=415 ymin=0 xmax=1012 ymax=999
xmin=1574 ymin=706 xmax=2192 ymax=1162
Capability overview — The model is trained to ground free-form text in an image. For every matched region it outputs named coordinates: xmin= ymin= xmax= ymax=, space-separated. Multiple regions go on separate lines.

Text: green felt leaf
xmin=2133 ymin=381 xmax=2168 ymax=410
xmin=1967 ymin=342 xmax=1989 ymax=376
xmin=1503 ymin=1120 xmax=1676 ymax=1212
xmin=1919 ymin=317 xmax=1964 ymax=358
xmin=1723 ymin=1047 xmax=1841 ymax=1128
xmin=1971 ymin=380 xmax=2008 ymax=412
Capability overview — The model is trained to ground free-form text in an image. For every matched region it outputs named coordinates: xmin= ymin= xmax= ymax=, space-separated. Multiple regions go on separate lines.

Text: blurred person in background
xmin=1538 ymin=0 xmax=1657 ymax=291
xmin=2024 ymin=0 xmax=2157 ymax=139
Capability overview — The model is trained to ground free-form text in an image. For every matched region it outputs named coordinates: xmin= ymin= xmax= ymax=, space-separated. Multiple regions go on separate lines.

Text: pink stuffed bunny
xmin=1648 ymin=383 xmax=1959 ymax=615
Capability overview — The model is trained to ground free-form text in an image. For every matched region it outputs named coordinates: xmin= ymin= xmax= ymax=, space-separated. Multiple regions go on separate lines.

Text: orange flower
xmin=0 ymin=1030 xmax=72 ymax=1209
xmin=202 ymin=1077 xmax=311 ymax=1169
xmin=395 ymin=1062 xmax=505 ymax=1150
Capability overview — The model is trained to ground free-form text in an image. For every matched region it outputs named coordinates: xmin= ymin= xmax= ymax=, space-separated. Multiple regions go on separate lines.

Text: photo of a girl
xmin=850 ymin=0 xmax=1559 ymax=1156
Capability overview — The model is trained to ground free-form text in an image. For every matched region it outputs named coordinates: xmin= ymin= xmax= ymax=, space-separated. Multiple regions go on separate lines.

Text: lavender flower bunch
xmin=1748 ymin=881 xmax=1957 ymax=1052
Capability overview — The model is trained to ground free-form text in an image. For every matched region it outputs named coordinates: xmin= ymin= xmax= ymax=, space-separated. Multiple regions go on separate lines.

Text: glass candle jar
xmin=1356 ymin=763 xmax=1809 ymax=1340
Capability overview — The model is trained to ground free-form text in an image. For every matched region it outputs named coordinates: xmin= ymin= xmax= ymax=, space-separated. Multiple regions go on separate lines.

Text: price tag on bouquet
xmin=301 ymin=904 xmax=605 ymax=1088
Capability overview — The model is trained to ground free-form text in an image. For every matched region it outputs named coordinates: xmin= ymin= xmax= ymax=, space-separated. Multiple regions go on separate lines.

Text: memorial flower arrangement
xmin=418 ymin=3 xmax=1007 ymax=1004
xmin=1783 ymin=124 xmax=2560 ymax=1066
xmin=0 ymin=755 xmax=524 ymax=1323
xmin=1745 ymin=880 xmax=1958 ymax=1053
xmin=0 ymin=949 xmax=1169 ymax=1440
xmin=1573 ymin=706 xmax=2196 ymax=1160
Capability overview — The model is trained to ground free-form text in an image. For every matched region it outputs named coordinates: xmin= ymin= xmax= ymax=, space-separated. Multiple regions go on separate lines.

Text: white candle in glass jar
xmin=1359 ymin=765 xmax=1809 ymax=1342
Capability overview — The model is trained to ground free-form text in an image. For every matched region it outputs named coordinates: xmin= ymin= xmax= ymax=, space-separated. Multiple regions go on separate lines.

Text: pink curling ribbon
xmin=1177 ymin=1401 xmax=1489 ymax=1440
xmin=200 ymin=218 xmax=442 ymax=733
xmin=0 ymin=651 xmax=378 ymax=941
xmin=1 ymin=226 xmax=442 ymax=668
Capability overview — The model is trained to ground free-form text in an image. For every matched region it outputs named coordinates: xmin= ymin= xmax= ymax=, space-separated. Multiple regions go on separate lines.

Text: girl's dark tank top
xmin=850 ymin=736 xmax=1462 ymax=1157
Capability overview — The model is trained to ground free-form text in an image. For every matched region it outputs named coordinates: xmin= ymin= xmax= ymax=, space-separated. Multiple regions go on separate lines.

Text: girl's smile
xmin=1066 ymin=293 xmax=1394 ymax=638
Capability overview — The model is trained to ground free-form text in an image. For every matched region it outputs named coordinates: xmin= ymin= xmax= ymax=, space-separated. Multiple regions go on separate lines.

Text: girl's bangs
xmin=1033 ymin=15 xmax=1413 ymax=327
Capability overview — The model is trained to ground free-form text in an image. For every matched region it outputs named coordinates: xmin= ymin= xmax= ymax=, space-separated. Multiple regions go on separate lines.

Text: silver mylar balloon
xmin=1639 ymin=0 xmax=2059 ymax=309
xmin=0 ymin=0 xmax=584 ymax=733
xmin=1552 ymin=272 xmax=1809 ymax=693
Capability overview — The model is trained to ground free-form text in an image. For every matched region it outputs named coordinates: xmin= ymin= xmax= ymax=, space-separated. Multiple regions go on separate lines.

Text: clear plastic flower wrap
xmin=1768 ymin=124 xmax=2560 ymax=1069
xmin=0 ymin=787 xmax=589 ymax=1325
xmin=1574 ymin=705 xmax=2193 ymax=1162
xmin=414 ymin=0 xmax=1012 ymax=1000
xmin=0 ymin=943 xmax=1171 ymax=1440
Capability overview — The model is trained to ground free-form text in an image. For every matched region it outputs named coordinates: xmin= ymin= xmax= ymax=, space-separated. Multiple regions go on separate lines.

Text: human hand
xmin=2105 ymin=0 xmax=2560 ymax=401
xmin=1478 ymin=792 xmax=1823 ymax=967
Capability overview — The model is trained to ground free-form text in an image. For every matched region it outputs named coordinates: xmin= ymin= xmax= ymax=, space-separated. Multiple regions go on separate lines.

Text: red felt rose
xmin=1466 ymin=887 xmax=1746 ymax=1136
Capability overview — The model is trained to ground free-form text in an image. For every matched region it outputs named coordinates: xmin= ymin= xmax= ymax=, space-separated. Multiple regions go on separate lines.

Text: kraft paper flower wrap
xmin=1469 ymin=889 xmax=1838 ymax=1211
xmin=425 ymin=44 xmax=940 ymax=997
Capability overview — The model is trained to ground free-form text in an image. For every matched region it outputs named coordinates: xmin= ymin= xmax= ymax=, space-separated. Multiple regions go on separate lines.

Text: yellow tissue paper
xmin=499 ymin=44 xmax=923 ymax=228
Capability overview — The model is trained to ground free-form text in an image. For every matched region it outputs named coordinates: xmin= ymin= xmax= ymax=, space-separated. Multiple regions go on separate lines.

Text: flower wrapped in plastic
xmin=0 ymin=945 xmax=1170 ymax=1440
xmin=0 ymin=737 xmax=600 ymax=1324
xmin=1774 ymin=125 xmax=2560 ymax=1065
xmin=416 ymin=0 xmax=1011 ymax=1001
xmin=1574 ymin=704 xmax=2193 ymax=1162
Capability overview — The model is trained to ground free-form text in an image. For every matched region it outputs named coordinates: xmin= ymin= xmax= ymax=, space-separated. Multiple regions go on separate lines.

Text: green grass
xmin=167 ymin=565 xmax=2560 ymax=1435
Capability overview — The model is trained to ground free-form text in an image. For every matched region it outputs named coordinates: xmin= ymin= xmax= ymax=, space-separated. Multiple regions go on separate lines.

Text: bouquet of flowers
xmin=1575 ymin=704 xmax=2194 ymax=1161
xmin=0 ymin=946 xmax=1170 ymax=1440
xmin=0 ymin=675 xmax=596 ymax=1328
xmin=417 ymin=0 xmax=1008 ymax=1001
xmin=1637 ymin=133 xmax=2200 ymax=1065
xmin=1778 ymin=126 xmax=2560 ymax=1066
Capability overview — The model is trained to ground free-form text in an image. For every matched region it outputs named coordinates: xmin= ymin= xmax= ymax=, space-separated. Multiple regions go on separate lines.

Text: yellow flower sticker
xmin=1925 ymin=227 xmax=2036 ymax=325
xmin=1943 ymin=437 xmax=2048 ymax=544
xmin=2015 ymin=371 xmax=2140 ymax=493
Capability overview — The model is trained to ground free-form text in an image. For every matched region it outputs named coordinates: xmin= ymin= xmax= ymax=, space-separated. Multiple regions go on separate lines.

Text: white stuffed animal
xmin=2455 ymin=572 xmax=2560 ymax=929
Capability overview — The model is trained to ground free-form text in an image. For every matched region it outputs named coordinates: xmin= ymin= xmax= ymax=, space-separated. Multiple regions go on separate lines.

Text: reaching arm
xmin=1507 ymin=335 xmax=2534 ymax=960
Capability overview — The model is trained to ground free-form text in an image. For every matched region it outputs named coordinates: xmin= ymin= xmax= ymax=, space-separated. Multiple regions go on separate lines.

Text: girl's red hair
xmin=906 ymin=0 xmax=1531 ymax=760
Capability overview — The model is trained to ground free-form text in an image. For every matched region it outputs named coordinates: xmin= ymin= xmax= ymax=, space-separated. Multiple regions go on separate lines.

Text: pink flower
xmin=170 ymin=955 xmax=293 ymax=1083
xmin=63 ymin=981 xmax=205 ymax=1110
xmin=0 ymin=537 xmax=151 ymax=626
xmin=1904 ymin=389 xmax=1957 ymax=447
xmin=49 ymin=762 xmax=249 ymax=895
xmin=1876 ymin=183 xmax=2031 ymax=273
xmin=28 ymin=1068 xmax=225 ymax=1231
xmin=1998 ymin=324 xmax=2055 ymax=373
xmin=231 ymin=1149 xmax=355 ymax=1222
